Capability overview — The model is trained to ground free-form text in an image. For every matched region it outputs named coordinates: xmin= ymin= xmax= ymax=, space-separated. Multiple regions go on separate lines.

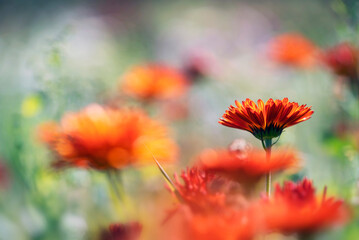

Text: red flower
xmin=197 ymin=147 xmax=299 ymax=191
xmin=38 ymin=104 xmax=178 ymax=170
xmin=171 ymin=167 xmax=227 ymax=213
xmin=100 ymin=222 xmax=142 ymax=240
xmin=219 ymin=98 xmax=314 ymax=140
xmin=121 ymin=64 xmax=189 ymax=101
xmin=268 ymin=33 xmax=318 ymax=67
xmin=322 ymin=42 xmax=358 ymax=79
xmin=260 ymin=179 xmax=350 ymax=235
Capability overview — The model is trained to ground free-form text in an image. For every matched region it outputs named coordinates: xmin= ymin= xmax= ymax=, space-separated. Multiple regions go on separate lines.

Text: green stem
xmin=263 ymin=138 xmax=272 ymax=197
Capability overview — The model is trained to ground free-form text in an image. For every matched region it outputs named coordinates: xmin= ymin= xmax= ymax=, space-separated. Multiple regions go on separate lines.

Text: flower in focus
xmin=39 ymin=104 xmax=178 ymax=170
xmin=121 ymin=64 xmax=189 ymax=101
xmin=197 ymin=147 xmax=299 ymax=190
xmin=322 ymin=42 xmax=358 ymax=79
xmin=268 ymin=33 xmax=318 ymax=67
xmin=100 ymin=222 xmax=142 ymax=240
xmin=171 ymin=167 xmax=227 ymax=213
xmin=260 ymin=179 xmax=350 ymax=235
xmin=219 ymin=98 xmax=313 ymax=141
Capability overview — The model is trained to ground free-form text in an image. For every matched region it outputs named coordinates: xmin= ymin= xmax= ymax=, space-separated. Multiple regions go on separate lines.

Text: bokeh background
xmin=0 ymin=0 xmax=358 ymax=239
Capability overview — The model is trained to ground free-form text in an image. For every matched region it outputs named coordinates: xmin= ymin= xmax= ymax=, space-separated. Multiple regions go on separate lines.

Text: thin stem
xmin=262 ymin=138 xmax=273 ymax=197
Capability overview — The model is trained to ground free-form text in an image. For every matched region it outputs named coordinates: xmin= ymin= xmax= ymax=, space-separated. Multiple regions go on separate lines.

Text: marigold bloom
xmin=100 ymin=222 xmax=142 ymax=240
xmin=170 ymin=167 xmax=227 ymax=213
xmin=260 ymin=179 xmax=350 ymax=235
xmin=322 ymin=42 xmax=358 ymax=79
xmin=197 ymin=147 xmax=299 ymax=190
xmin=121 ymin=64 xmax=189 ymax=101
xmin=268 ymin=33 xmax=318 ymax=67
xmin=39 ymin=104 xmax=178 ymax=169
xmin=219 ymin=98 xmax=313 ymax=140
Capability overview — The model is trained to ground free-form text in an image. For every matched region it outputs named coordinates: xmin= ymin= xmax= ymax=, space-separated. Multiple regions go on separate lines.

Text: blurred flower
xmin=260 ymin=179 xmax=350 ymax=235
xmin=197 ymin=147 xmax=299 ymax=190
xmin=100 ymin=222 xmax=142 ymax=240
xmin=162 ymin=205 xmax=257 ymax=240
xmin=171 ymin=167 xmax=227 ymax=213
xmin=0 ymin=160 xmax=9 ymax=189
xmin=182 ymin=52 xmax=212 ymax=82
xmin=121 ymin=64 xmax=189 ymax=101
xmin=219 ymin=98 xmax=314 ymax=141
xmin=268 ymin=33 xmax=318 ymax=67
xmin=39 ymin=104 xmax=178 ymax=170
xmin=322 ymin=42 xmax=358 ymax=79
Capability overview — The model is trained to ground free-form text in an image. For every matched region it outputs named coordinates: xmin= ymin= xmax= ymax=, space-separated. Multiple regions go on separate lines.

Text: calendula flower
xmin=219 ymin=98 xmax=313 ymax=141
xmin=197 ymin=147 xmax=299 ymax=191
xmin=322 ymin=42 xmax=358 ymax=79
xmin=100 ymin=222 xmax=142 ymax=240
xmin=121 ymin=64 xmax=189 ymax=101
xmin=260 ymin=179 xmax=350 ymax=235
xmin=268 ymin=33 xmax=318 ymax=67
xmin=171 ymin=167 xmax=227 ymax=213
xmin=39 ymin=104 xmax=178 ymax=170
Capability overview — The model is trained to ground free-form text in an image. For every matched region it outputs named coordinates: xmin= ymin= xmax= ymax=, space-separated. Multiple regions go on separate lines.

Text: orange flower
xmin=197 ymin=147 xmax=299 ymax=189
xmin=121 ymin=64 xmax=189 ymax=101
xmin=260 ymin=179 xmax=350 ymax=235
xmin=162 ymin=205 xmax=257 ymax=240
xmin=100 ymin=222 xmax=142 ymax=240
xmin=219 ymin=98 xmax=313 ymax=140
xmin=171 ymin=167 xmax=227 ymax=213
xmin=322 ymin=42 xmax=358 ymax=79
xmin=39 ymin=104 xmax=178 ymax=169
xmin=268 ymin=33 xmax=318 ymax=67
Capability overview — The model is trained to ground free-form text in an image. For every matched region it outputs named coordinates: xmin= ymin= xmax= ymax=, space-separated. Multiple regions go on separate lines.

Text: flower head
xmin=39 ymin=104 xmax=178 ymax=170
xmin=197 ymin=147 xmax=299 ymax=190
xmin=322 ymin=42 xmax=358 ymax=79
xmin=121 ymin=64 xmax=189 ymax=101
xmin=171 ymin=167 xmax=227 ymax=213
xmin=100 ymin=222 xmax=142 ymax=240
xmin=219 ymin=98 xmax=313 ymax=140
xmin=260 ymin=179 xmax=350 ymax=235
xmin=268 ymin=33 xmax=318 ymax=67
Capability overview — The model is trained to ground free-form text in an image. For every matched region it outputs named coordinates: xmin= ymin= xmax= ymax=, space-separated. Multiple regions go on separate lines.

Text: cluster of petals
xmin=171 ymin=167 xmax=227 ymax=213
xmin=259 ymin=179 xmax=350 ymax=235
xmin=219 ymin=98 xmax=314 ymax=140
xmin=38 ymin=104 xmax=178 ymax=170
xmin=100 ymin=222 xmax=142 ymax=240
xmin=197 ymin=147 xmax=299 ymax=185
xmin=268 ymin=33 xmax=318 ymax=67
xmin=121 ymin=64 xmax=189 ymax=101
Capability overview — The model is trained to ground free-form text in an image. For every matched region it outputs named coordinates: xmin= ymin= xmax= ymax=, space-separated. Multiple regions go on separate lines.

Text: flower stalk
xmin=263 ymin=138 xmax=273 ymax=197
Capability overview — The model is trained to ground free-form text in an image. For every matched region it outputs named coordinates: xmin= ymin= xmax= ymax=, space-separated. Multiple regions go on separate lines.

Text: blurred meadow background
xmin=0 ymin=0 xmax=358 ymax=239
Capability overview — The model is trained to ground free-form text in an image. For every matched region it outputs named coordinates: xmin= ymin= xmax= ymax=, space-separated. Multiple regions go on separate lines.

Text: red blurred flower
xmin=268 ymin=33 xmax=318 ymax=67
xmin=121 ymin=64 xmax=189 ymax=101
xmin=171 ymin=167 xmax=227 ymax=213
xmin=100 ymin=222 xmax=142 ymax=240
xmin=38 ymin=104 xmax=178 ymax=170
xmin=322 ymin=42 xmax=358 ymax=79
xmin=260 ymin=179 xmax=350 ymax=235
xmin=219 ymin=98 xmax=313 ymax=140
xmin=197 ymin=147 xmax=299 ymax=190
